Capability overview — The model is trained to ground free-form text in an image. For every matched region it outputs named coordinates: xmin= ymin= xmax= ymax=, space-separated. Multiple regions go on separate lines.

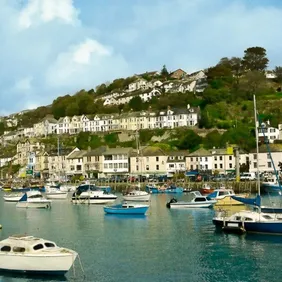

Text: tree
xmin=128 ymin=96 xmax=143 ymax=111
xmin=242 ymin=47 xmax=269 ymax=71
xmin=273 ymin=66 xmax=282 ymax=85
xmin=0 ymin=122 xmax=5 ymax=136
xmin=241 ymin=70 xmax=267 ymax=97
xmin=65 ymin=103 xmax=79 ymax=116
xmin=161 ymin=65 xmax=169 ymax=78
xmin=203 ymin=130 xmax=222 ymax=149
xmin=177 ymin=130 xmax=202 ymax=151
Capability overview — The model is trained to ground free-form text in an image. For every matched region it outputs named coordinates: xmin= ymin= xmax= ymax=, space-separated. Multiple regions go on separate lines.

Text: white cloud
xmin=46 ymin=38 xmax=129 ymax=90
xmin=18 ymin=0 xmax=79 ymax=29
xmin=13 ymin=76 xmax=33 ymax=91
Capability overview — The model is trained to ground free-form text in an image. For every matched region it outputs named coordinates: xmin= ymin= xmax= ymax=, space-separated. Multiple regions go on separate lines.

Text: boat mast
xmin=136 ymin=130 xmax=141 ymax=190
xmin=253 ymin=95 xmax=260 ymax=197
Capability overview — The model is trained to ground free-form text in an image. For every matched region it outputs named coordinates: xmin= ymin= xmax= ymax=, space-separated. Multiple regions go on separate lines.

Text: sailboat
xmin=213 ymin=95 xmax=282 ymax=234
xmin=122 ymin=131 xmax=151 ymax=202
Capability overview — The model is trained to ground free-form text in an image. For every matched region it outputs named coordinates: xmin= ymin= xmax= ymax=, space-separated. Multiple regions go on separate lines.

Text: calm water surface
xmin=0 ymin=192 xmax=282 ymax=282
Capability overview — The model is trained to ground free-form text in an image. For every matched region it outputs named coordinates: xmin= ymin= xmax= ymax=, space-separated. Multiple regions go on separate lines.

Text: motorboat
xmin=16 ymin=191 xmax=52 ymax=209
xmin=0 ymin=235 xmax=77 ymax=275
xmin=104 ymin=202 xmax=149 ymax=215
xmin=261 ymin=175 xmax=281 ymax=194
xmin=45 ymin=188 xmax=68 ymax=200
xmin=72 ymin=185 xmax=117 ymax=204
xmin=207 ymin=189 xmax=248 ymax=206
xmin=123 ymin=189 xmax=150 ymax=202
xmin=166 ymin=191 xmax=216 ymax=209
xmin=3 ymin=193 xmax=24 ymax=202
xmin=123 ymin=184 xmax=150 ymax=202
xmin=200 ymin=183 xmax=214 ymax=195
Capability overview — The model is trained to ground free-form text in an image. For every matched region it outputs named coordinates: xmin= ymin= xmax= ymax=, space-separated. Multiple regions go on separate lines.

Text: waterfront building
xmin=166 ymin=151 xmax=188 ymax=174
xmin=65 ymin=148 xmax=87 ymax=177
xmin=33 ymin=117 xmax=57 ymax=137
xmin=258 ymin=121 xmax=279 ymax=144
xmin=130 ymin=146 xmax=167 ymax=175
xmin=102 ymin=147 xmax=132 ymax=176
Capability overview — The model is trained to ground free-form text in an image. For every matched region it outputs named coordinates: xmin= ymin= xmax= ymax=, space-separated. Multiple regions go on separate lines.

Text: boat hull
xmin=261 ymin=183 xmax=281 ymax=194
xmin=213 ymin=218 xmax=282 ymax=234
xmin=104 ymin=206 xmax=149 ymax=215
xmin=71 ymin=197 xmax=117 ymax=204
xmin=146 ymin=186 xmax=183 ymax=194
xmin=3 ymin=196 xmax=22 ymax=202
xmin=46 ymin=192 xmax=68 ymax=199
xmin=170 ymin=202 xmax=214 ymax=209
xmin=0 ymin=252 xmax=77 ymax=275
xmin=123 ymin=193 xmax=151 ymax=202
xmin=16 ymin=201 xmax=51 ymax=209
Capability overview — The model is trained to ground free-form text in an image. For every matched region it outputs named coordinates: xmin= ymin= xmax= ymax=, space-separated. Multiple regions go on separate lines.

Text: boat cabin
xmin=0 ymin=236 xmax=58 ymax=254
xmin=208 ymin=189 xmax=235 ymax=199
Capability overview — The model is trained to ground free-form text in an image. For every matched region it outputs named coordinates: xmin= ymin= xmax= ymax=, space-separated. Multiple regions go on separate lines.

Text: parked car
xmin=212 ymin=175 xmax=227 ymax=182
xmin=240 ymin=172 xmax=256 ymax=181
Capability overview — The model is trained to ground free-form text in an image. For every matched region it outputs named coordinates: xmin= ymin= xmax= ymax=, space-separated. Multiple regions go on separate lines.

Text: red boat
xmin=200 ymin=184 xmax=214 ymax=195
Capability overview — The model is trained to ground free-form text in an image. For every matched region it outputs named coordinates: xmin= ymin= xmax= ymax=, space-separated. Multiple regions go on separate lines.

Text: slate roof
xmin=130 ymin=146 xmax=167 ymax=157
xmin=103 ymin=147 xmax=133 ymax=155
xmin=85 ymin=146 xmax=107 ymax=156
xmin=67 ymin=150 xmax=87 ymax=159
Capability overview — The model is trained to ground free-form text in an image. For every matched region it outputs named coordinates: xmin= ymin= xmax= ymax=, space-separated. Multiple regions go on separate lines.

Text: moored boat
xmin=16 ymin=191 xmax=52 ymax=209
xmin=45 ymin=188 xmax=68 ymax=199
xmin=0 ymin=235 xmax=77 ymax=275
xmin=146 ymin=183 xmax=183 ymax=194
xmin=104 ymin=202 xmax=149 ymax=215
xmin=166 ymin=191 xmax=216 ymax=209
xmin=200 ymin=183 xmax=214 ymax=195
xmin=72 ymin=185 xmax=117 ymax=204
xmin=208 ymin=189 xmax=248 ymax=206
xmin=3 ymin=193 xmax=24 ymax=202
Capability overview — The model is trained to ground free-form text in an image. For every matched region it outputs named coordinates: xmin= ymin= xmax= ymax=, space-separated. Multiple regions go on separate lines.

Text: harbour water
xmin=0 ymin=192 xmax=282 ymax=282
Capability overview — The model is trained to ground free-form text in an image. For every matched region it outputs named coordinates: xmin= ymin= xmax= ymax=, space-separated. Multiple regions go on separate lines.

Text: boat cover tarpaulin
xmin=231 ymin=195 xmax=261 ymax=207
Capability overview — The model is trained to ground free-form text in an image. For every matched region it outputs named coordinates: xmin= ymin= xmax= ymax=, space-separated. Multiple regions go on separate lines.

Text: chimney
xmin=187 ymin=104 xmax=190 ymax=109
xmin=88 ymin=146 xmax=91 ymax=152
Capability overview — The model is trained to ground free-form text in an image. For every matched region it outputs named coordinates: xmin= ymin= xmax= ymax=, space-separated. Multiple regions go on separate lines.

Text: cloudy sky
xmin=1 ymin=0 xmax=282 ymax=115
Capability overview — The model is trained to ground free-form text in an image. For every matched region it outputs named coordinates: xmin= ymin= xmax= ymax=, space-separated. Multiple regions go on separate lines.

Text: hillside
xmin=1 ymin=46 xmax=282 ymax=155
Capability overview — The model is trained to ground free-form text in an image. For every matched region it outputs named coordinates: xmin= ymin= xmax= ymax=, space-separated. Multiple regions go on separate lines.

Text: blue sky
xmin=1 ymin=0 xmax=282 ymax=115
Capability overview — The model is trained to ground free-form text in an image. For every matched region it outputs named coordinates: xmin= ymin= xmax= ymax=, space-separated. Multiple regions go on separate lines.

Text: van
xmin=240 ymin=172 xmax=256 ymax=181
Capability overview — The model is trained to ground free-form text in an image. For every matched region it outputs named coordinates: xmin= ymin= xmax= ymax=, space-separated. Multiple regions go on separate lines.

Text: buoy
xmin=0 ymin=224 xmax=2 ymax=229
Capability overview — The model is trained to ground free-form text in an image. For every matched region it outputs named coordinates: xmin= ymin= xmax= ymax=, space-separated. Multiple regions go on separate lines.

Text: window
xmin=253 ymin=154 xmax=257 ymax=160
xmin=109 ymin=163 xmax=113 ymax=169
xmin=13 ymin=247 xmax=25 ymax=252
xmin=124 ymin=163 xmax=128 ymax=168
xmin=196 ymin=157 xmax=198 ymax=161
xmin=253 ymin=162 xmax=257 ymax=168
xmin=169 ymin=164 xmax=174 ymax=168
xmin=146 ymin=165 xmax=149 ymax=171
xmin=267 ymin=153 xmax=271 ymax=159
xmin=118 ymin=163 xmax=123 ymax=168
xmin=268 ymin=162 xmax=272 ymax=168
xmin=190 ymin=157 xmax=193 ymax=162
xmin=229 ymin=163 xmax=232 ymax=169
xmin=1 ymin=246 xmax=11 ymax=252
xmin=104 ymin=164 xmax=108 ymax=169
xmin=215 ymin=164 xmax=218 ymax=169
xmin=190 ymin=165 xmax=193 ymax=170
xmin=136 ymin=165 xmax=139 ymax=171
xmin=205 ymin=157 xmax=208 ymax=162
xmin=77 ymin=165 xmax=82 ymax=171
xmin=229 ymin=156 xmax=232 ymax=160
xmin=205 ymin=164 xmax=208 ymax=169
xmin=219 ymin=156 xmax=223 ymax=161
xmin=114 ymin=163 xmax=118 ymax=169
xmin=214 ymin=156 xmax=217 ymax=161
xmin=33 ymin=244 xmax=44 ymax=250
xmin=220 ymin=164 xmax=223 ymax=169
xmin=87 ymin=156 xmax=91 ymax=162
xmin=156 ymin=157 xmax=159 ymax=162
xmin=156 ymin=165 xmax=159 ymax=170
xmin=200 ymin=157 xmax=202 ymax=161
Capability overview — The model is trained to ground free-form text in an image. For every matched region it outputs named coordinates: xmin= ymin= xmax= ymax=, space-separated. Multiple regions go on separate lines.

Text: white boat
xmin=123 ymin=189 xmax=151 ymax=202
xmin=166 ymin=191 xmax=217 ymax=209
xmin=45 ymin=188 xmax=68 ymax=199
xmin=72 ymin=189 xmax=117 ymax=204
xmin=3 ymin=193 xmax=24 ymax=202
xmin=60 ymin=184 xmax=77 ymax=192
xmin=0 ymin=235 xmax=77 ymax=275
xmin=16 ymin=191 xmax=52 ymax=209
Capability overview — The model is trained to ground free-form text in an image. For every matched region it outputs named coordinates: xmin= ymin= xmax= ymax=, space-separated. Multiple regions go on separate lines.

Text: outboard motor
xmin=166 ymin=197 xmax=177 ymax=208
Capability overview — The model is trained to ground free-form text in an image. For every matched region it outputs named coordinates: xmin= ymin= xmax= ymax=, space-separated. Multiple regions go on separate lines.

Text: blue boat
xmin=104 ymin=203 xmax=149 ymax=215
xmin=261 ymin=176 xmax=282 ymax=195
xmin=146 ymin=184 xmax=183 ymax=194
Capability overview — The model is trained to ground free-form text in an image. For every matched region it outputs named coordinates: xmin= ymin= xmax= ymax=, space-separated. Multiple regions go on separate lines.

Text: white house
xmin=166 ymin=151 xmax=187 ymax=174
xmin=139 ymin=89 xmax=161 ymax=102
xmin=34 ymin=117 xmax=57 ymax=137
xmin=102 ymin=147 xmax=132 ymax=175
xmin=265 ymin=71 xmax=276 ymax=79
xmin=258 ymin=122 xmax=279 ymax=144
xmin=103 ymin=97 xmax=118 ymax=106
xmin=57 ymin=116 xmax=71 ymax=134
xmin=128 ymin=78 xmax=152 ymax=92
xmin=65 ymin=148 xmax=87 ymax=176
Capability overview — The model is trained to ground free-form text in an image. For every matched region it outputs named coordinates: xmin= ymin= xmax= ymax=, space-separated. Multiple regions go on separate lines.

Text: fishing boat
xmin=0 ymin=235 xmax=77 ymax=275
xmin=261 ymin=175 xmax=281 ymax=194
xmin=104 ymin=202 xmax=149 ymax=215
xmin=213 ymin=95 xmax=282 ymax=234
xmin=45 ymin=188 xmax=68 ymax=199
xmin=16 ymin=191 xmax=52 ymax=209
xmin=166 ymin=191 xmax=216 ymax=209
xmin=200 ymin=183 xmax=214 ymax=195
xmin=72 ymin=185 xmax=117 ymax=204
xmin=208 ymin=189 xmax=249 ymax=206
xmin=146 ymin=183 xmax=183 ymax=194
xmin=3 ymin=193 xmax=24 ymax=202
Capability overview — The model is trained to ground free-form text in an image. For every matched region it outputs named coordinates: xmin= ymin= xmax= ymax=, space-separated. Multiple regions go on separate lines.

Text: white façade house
xmin=33 ymin=117 xmax=58 ymax=137
xmin=258 ymin=121 xmax=279 ymax=144
xmin=57 ymin=116 xmax=71 ymax=134
xmin=139 ymin=89 xmax=162 ymax=102
xmin=103 ymin=97 xmax=118 ymax=106
xmin=128 ymin=78 xmax=153 ymax=92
